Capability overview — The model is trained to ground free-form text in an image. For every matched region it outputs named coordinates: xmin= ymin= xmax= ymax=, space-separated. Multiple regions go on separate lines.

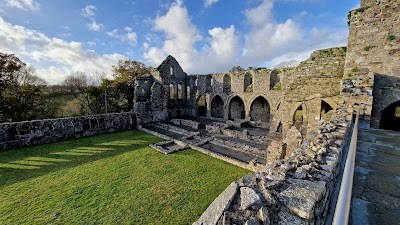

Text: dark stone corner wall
xmin=0 ymin=112 xmax=136 ymax=151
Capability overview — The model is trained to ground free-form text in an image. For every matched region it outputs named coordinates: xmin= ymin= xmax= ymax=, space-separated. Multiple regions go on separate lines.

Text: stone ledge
xmin=193 ymin=181 xmax=239 ymax=225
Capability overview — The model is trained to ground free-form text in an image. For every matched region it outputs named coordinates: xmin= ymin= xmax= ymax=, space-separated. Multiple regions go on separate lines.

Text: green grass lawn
xmin=0 ymin=130 xmax=249 ymax=225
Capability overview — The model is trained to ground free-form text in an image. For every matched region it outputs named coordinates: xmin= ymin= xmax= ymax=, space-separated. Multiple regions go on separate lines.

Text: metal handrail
xmin=332 ymin=106 xmax=360 ymax=225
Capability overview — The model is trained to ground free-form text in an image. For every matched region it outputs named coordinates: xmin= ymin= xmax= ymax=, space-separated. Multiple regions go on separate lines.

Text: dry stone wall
xmin=194 ymin=107 xmax=354 ymax=225
xmin=0 ymin=112 xmax=136 ymax=150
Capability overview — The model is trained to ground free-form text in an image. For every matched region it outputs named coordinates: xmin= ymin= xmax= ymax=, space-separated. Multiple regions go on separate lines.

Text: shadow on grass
xmin=0 ymin=130 xmax=161 ymax=188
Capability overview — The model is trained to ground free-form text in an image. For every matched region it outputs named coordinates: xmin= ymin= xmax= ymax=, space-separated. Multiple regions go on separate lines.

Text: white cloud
xmin=241 ymin=0 xmax=302 ymax=65
xmin=87 ymin=41 xmax=96 ymax=46
xmin=0 ymin=16 xmax=126 ymax=84
xmin=81 ymin=5 xmax=97 ymax=18
xmin=143 ymin=0 xmax=240 ymax=74
xmin=204 ymin=0 xmax=219 ymax=7
xmin=107 ymin=27 xmax=138 ymax=46
xmin=143 ymin=42 xmax=149 ymax=50
xmin=81 ymin=5 xmax=105 ymax=32
xmin=87 ymin=21 xmax=104 ymax=31
xmin=144 ymin=0 xmax=348 ymax=73
xmin=126 ymin=32 xmax=138 ymax=46
xmin=239 ymin=0 xmax=348 ymax=68
xmin=4 ymin=0 xmax=40 ymax=11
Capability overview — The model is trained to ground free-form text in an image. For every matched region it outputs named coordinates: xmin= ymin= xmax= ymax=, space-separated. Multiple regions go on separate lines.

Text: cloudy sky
xmin=0 ymin=0 xmax=359 ymax=84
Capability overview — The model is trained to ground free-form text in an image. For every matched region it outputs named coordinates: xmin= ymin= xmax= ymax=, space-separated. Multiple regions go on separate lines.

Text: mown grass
xmin=0 ymin=130 xmax=249 ymax=225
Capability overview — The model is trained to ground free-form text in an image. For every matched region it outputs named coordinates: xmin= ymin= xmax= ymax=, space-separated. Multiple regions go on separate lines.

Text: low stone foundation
xmin=0 ymin=112 xmax=136 ymax=151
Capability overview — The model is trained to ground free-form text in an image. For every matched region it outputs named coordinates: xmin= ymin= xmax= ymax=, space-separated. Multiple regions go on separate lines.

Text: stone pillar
xmin=206 ymin=94 xmax=211 ymax=117
xmin=182 ymin=82 xmax=187 ymax=104
xmin=245 ymin=108 xmax=251 ymax=121
xmin=307 ymin=99 xmax=322 ymax=128
xmin=282 ymin=122 xmax=292 ymax=138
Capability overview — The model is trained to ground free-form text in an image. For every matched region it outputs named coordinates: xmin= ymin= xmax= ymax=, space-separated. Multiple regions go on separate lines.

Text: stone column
xmin=206 ymin=94 xmax=211 ymax=117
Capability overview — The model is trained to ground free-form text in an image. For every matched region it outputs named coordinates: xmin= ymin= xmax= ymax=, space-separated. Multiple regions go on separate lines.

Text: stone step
xmin=351 ymin=128 xmax=400 ymax=225
xmin=359 ymin=128 xmax=400 ymax=138
xmin=356 ymin=141 xmax=400 ymax=157
xmin=351 ymin=198 xmax=400 ymax=225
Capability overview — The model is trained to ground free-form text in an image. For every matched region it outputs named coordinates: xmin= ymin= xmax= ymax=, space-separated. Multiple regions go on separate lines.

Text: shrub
xmin=387 ymin=34 xmax=396 ymax=41
xmin=363 ymin=46 xmax=372 ymax=51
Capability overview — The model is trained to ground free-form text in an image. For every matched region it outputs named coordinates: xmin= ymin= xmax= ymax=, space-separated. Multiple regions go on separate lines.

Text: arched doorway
xmin=223 ymin=74 xmax=231 ymax=93
xmin=293 ymin=103 xmax=307 ymax=135
xmin=211 ymin=95 xmax=224 ymax=118
xmin=380 ymin=101 xmax=400 ymax=131
xmin=244 ymin=72 xmax=253 ymax=92
xmin=270 ymin=70 xmax=280 ymax=90
xmin=197 ymin=95 xmax=207 ymax=117
xmin=250 ymin=96 xmax=270 ymax=122
xmin=321 ymin=100 xmax=334 ymax=120
xmin=229 ymin=96 xmax=245 ymax=120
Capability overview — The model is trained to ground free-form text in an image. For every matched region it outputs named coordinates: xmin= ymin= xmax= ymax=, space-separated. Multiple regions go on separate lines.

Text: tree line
xmin=0 ymin=53 xmax=151 ymax=123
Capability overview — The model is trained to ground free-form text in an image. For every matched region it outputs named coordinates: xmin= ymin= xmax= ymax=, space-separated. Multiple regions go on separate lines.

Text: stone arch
xmin=379 ymin=100 xmax=400 ymax=131
xmin=223 ymin=74 xmax=232 ymax=93
xmin=197 ymin=95 xmax=207 ymax=117
xmin=211 ymin=95 xmax=224 ymax=118
xmin=276 ymin=101 xmax=282 ymax=110
xmin=321 ymin=100 xmax=334 ymax=120
xmin=270 ymin=70 xmax=280 ymax=90
xmin=229 ymin=96 xmax=245 ymax=120
xmin=250 ymin=96 xmax=271 ymax=122
xmin=291 ymin=103 xmax=308 ymax=133
xmin=244 ymin=72 xmax=253 ymax=92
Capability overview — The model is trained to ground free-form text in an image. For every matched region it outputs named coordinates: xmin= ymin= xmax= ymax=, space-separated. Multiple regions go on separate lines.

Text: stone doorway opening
xmin=229 ymin=96 xmax=245 ymax=120
xmin=211 ymin=95 xmax=224 ymax=118
xmin=197 ymin=95 xmax=207 ymax=117
xmin=321 ymin=100 xmax=334 ymax=120
xmin=250 ymin=96 xmax=270 ymax=123
xmin=293 ymin=104 xmax=307 ymax=135
xmin=380 ymin=101 xmax=400 ymax=131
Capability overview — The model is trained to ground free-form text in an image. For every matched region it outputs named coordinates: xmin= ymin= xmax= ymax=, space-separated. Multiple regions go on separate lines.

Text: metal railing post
xmin=332 ymin=106 xmax=360 ymax=225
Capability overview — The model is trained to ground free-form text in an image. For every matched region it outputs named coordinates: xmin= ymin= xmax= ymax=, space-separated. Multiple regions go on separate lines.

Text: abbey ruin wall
xmin=0 ymin=113 xmax=136 ymax=150
xmin=344 ymin=0 xmax=400 ymax=127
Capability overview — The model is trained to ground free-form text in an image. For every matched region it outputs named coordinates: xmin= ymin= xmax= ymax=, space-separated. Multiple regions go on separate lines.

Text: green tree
xmin=63 ymin=71 xmax=106 ymax=114
xmin=0 ymin=53 xmax=26 ymax=92
xmin=110 ymin=59 xmax=151 ymax=112
xmin=0 ymin=56 xmax=55 ymax=122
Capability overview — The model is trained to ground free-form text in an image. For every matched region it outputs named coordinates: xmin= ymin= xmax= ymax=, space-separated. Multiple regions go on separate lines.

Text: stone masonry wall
xmin=344 ymin=0 xmax=400 ymax=127
xmin=0 ymin=112 xmax=136 ymax=151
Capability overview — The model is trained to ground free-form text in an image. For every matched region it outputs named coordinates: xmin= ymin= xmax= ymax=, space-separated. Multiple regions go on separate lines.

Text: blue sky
xmin=0 ymin=0 xmax=359 ymax=84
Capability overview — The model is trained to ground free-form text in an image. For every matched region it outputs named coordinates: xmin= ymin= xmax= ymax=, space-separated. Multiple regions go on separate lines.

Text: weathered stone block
xmin=240 ymin=187 xmax=263 ymax=210
xmin=277 ymin=179 xmax=326 ymax=220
